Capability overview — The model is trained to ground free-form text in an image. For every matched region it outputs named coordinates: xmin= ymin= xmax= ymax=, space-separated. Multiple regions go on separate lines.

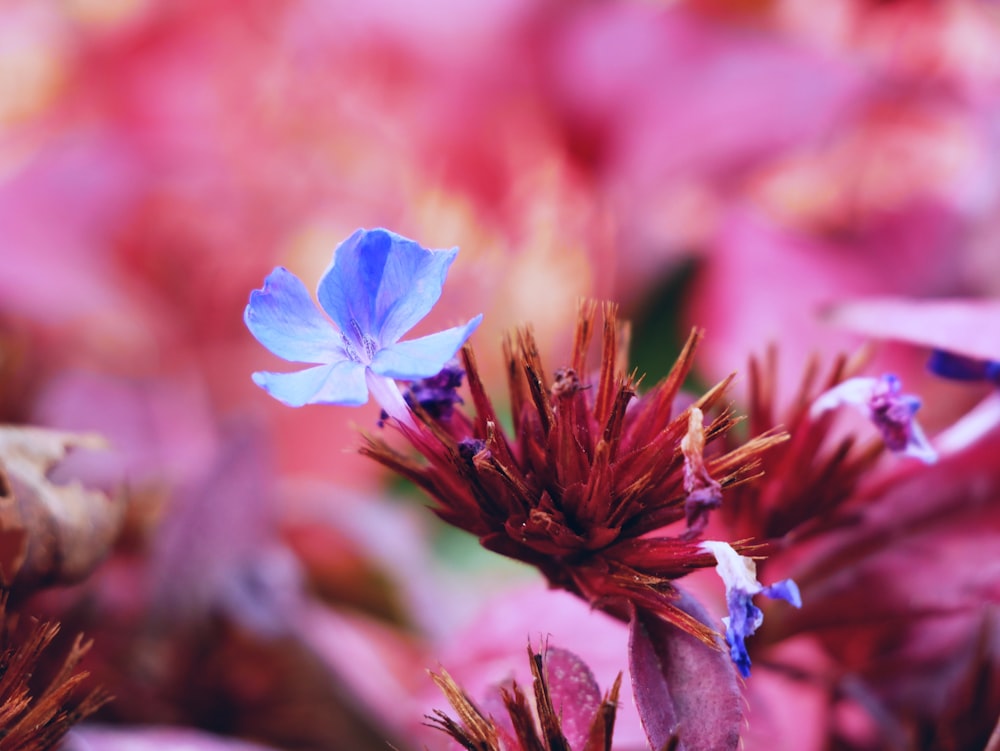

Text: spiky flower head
xmin=362 ymin=301 xmax=790 ymax=647
xmin=245 ymin=236 xmax=805 ymax=746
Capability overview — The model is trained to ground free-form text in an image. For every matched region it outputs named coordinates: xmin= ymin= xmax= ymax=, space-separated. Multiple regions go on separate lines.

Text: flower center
xmin=341 ymin=318 xmax=379 ymax=364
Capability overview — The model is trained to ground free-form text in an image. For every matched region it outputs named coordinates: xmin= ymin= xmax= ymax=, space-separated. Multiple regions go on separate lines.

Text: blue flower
xmin=245 ymin=228 xmax=483 ymax=418
xmin=700 ymin=541 xmax=801 ymax=678
xmin=810 ymin=374 xmax=937 ymax=464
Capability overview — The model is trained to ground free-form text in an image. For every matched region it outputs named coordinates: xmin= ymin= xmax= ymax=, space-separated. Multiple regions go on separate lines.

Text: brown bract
xmin=0 ymin=595 xmax=110 ymax=750
xmin=426 ymin=645 xmax=621 ymax=751
xmin=362 ymin=301 xmax=786 ymax=644
xmin=0 ymin=426 xmax=125 ymax=596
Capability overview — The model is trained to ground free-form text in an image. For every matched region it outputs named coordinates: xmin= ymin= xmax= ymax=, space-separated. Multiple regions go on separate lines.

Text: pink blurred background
xmin=2 ymin=1 xmax=1000 ymax=749
xmin=5 ymin=0 xmax=1000 ymax=475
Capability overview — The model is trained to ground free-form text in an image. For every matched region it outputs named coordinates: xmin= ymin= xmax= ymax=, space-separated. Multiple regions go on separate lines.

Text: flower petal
xmin=826 ymin=296 xmax=1000 ymax=363
xmin=370 ymin=315 xmax=483 ymax=380
xmin=700 ymin=540 xmax=762 ymax=595
xmin=251 ymin=361 xmax=368 ymax=407
xmin=811 ymin=375 xmax=937 ymax=462
xmin=316 ymin=228 xmax=460 ymax=349
xmin=809 ymin=377 xmax=878 ymax=418
xmin=760 ymin=579 xmax=801 ymax=608
xmin=700 ymin=541 xmax=801 ymax=677
xmin=901 ymin=418 xmax=938 ymax=464
xmin=374 ymin=239 xmax=460 ymax=346
xmin=315 ymin=228 xmax=390 ymax=347
xmin=723 ymin=590 xmax=763 ymax=678
xmin=244 ymin=267 xmax=344 ymax=363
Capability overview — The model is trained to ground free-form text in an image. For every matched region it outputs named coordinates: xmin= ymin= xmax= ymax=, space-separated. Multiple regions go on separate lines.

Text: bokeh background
xmin=2 ymin=1 xmax=1000 ymax=749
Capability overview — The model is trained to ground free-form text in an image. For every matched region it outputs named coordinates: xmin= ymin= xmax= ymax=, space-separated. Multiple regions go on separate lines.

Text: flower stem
xmin=366 ymin=371 xmax=416 ymax=430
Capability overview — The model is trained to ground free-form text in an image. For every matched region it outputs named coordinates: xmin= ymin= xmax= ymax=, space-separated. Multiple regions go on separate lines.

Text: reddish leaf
xmin=543 ymin=647 xmax=603 ymax=751
xmin=628 ymin=594 xmax=741 ymax=751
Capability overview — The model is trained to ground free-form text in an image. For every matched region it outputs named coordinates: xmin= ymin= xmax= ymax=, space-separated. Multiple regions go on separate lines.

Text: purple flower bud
xmin=403 ymin=360 xmax=466 ymax=420
xmin=810 ymin=374 xmax=937 ymax=464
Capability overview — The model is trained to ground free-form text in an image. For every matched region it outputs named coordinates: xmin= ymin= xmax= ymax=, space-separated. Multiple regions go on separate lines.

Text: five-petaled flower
xmin=810 ymin=374 xmax=937 ymax=464
xmin=244 ymin=228 xmax=482 ymax=424
xmin=700 ymin=540 xmax=801 ymax=678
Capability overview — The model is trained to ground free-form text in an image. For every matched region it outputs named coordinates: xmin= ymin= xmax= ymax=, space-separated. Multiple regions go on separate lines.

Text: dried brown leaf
xmin=0 ymin=426 xmax=124 ymax=593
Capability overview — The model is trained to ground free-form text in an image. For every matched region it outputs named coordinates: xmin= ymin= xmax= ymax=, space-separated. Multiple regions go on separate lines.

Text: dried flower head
xmin=362 ymin=301 xmax=790 ymax=651
xmin=246 ymin=238 xmax=802 ymax=748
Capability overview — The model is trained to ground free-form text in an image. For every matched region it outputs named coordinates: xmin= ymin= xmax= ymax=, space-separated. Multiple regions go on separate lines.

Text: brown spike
xmin=519 ymin=328 xmax=555 ymax=437
xmin=747 ymin=350 xmax=772 ymax=437
xmin=503 ymin=334 xmax=528 ymax=438
xmin=501 ymin=681 xmax=546 ymax=751
xmin=551 ymin=408 xmax=592 ymax=499
xmin=461 ymin=345 xmax=519 ymax=469
xmin=710 ymin=432 xmax=790 ymax=490
xmin=790 ymin=352 xmax=821 ymax=415
xmin=616 ymin=319 xmax=632 ymax=377
xmin=572 ymin=299 xmax=599 ymax=376
xmin=517 ymin=326 xmax=550 ymax=393
xmin=614 ymin=582 xmax=722 ymax=648
xmin=593 ymin=302 xmax=620 ymax=430
xmin=692 ymin=372 xmax=736 ymax=414
xmin=629 ymin=328 xmax=703 ymax=448
xmin=529 ymin=648 xmax=571 ymax=751
xmin=590 ymin=672 xmax=623 ymax=751
xmin=0 ymin=599 xmax=110 ymax=751
xmin=601 ymin=377 xmax=636 ymax=464
xmin=426 ymin=668 xmax=497 ymax=749
xmin=579 ymin=440 xmax=613 ymax=528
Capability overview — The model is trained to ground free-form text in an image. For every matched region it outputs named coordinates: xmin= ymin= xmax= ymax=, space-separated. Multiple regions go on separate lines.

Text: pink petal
xmin=826 ymin=297 xmax=1000 ymax=362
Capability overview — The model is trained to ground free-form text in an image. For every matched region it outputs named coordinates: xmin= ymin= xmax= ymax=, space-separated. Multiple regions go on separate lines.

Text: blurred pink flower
xmin=827 ymin=296 xmax=1000 ymax=364
xmin=545 ymin=4 xmax=861 ymax=187
xmin=2 ymin=0 xmax=1000 ymax=748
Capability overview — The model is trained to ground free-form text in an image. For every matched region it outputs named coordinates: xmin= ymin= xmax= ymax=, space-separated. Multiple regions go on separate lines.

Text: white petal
xmin=699 ymin=540 xmax=762 ymax=596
